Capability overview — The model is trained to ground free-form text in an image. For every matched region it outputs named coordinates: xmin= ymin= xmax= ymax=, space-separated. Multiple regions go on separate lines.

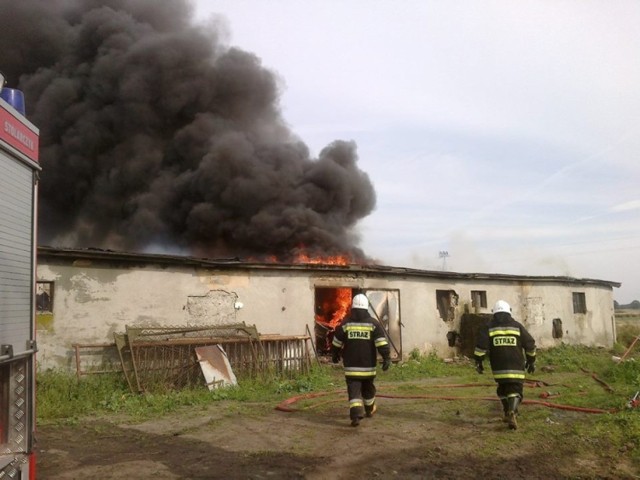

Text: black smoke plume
xmin=0 ymin=0 xmax=376 ymax=261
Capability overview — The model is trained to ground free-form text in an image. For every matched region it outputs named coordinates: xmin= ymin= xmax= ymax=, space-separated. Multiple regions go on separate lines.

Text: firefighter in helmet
xmin=474 ymin=300 xmax=536 ymax=430
xmin=331 ymin=293 xmax=392 ymax=426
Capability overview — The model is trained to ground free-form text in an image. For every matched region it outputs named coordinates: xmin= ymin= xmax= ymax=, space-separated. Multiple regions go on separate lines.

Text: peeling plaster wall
xmin=37 ymin=264 xmax=210 ymax=368
xmin=446 ymin=281 xmax=616 ymax=350
xmin=36 ymin=259 xmax=616 ymax=371
xmin=438 ymin=281 xmax=617 ymax=358
xmin=36 ymin=262 xmax=320 ymax=370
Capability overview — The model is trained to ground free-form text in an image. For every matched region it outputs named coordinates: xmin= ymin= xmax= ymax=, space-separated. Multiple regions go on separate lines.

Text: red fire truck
xmin=0 ymin=81 xmax=39 ymax=479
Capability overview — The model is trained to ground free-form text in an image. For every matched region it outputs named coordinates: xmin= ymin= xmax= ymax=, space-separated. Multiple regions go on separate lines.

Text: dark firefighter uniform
xmin=332 ymin=295 xmax=391 ymax=427
xmin=474 ymin=300 xmax=536 ymax=430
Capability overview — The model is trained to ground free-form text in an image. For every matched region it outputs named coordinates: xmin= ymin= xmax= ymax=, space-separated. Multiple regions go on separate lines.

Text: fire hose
xmin=275 ymin=383 xmax=618 ymax=414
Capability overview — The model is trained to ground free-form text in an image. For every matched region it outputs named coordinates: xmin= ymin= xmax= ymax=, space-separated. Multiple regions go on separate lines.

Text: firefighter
xmin=474 ymin=300 xmax=536 ymax=430
xmin=331 ymin=293 xmax=392 ymax=427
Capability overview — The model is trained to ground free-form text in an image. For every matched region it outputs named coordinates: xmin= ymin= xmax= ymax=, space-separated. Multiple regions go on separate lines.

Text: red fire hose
xmin=275 ymin=384 xmax=616 ymax=414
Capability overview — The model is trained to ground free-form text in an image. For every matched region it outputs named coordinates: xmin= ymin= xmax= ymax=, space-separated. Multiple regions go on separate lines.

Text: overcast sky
xmin=193 ymin=0 xmax=640 ymax=303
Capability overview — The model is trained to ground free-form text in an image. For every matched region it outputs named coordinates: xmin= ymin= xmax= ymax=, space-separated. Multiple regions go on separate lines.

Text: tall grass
xmin=37 ymin=370 xmax=129 ymax=421
xmin=37 ymin=365 xmax=342 ymax=423
xmin=616 ymin=323 xmax=640 ymax=350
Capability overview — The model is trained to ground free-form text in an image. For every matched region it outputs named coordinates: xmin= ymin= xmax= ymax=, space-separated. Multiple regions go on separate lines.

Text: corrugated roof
xmin=37 ymin=245 xmax=621 ymax=288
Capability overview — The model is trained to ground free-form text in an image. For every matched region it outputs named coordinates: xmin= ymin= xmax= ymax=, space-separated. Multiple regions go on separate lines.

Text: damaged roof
xmin=37 ymin=245 xmax=621 ymax=289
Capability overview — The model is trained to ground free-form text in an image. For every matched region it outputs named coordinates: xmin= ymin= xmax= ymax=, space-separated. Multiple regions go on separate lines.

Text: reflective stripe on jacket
xmin=474 ymin=312 xmax=536 ymax=383
xmin=332 ymin=309 xmax=390 ymax=378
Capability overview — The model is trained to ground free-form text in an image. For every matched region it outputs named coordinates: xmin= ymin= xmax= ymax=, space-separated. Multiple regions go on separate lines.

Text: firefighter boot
xmin=507 ymin=397 xmax=521 ymax=430
xmin=500 ymin=398 xmax=509 ymax=423
xmin=350 ymin=406 xmax=364 ymax=427
xmin=365 ymin=403 xmax=377 ymax=418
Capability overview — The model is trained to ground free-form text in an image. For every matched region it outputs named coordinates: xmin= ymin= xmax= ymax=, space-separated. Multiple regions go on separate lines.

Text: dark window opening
xmin=436 ymin=290 xmax=458 ymax=322
xmin=572 ymin=292 xmax=587 ymax=314
xmin=471 ymin=290 xmax=487 ymax=308
xmin=36 ymin=281 xmax=53 ymax=313
xmin=552 ymin=318 xmax=563 ymax=338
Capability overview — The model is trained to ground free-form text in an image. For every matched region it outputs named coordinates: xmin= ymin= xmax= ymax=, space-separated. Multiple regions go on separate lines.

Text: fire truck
xmin=0 ymin=79 xmax=39 ymax=479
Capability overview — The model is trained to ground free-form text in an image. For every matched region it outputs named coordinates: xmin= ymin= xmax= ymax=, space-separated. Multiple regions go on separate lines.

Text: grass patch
xmin=385 ymin=349 xmax=471 ymax=381
xmin=37 ymin=344 xmax=640 ymax=461
xmin=36 ymin=345 xmax=640 ymax=474
xmin=37 ymin=365 xmax=342 ymax=423
xmin=379 ymin=345 xmax=640 ymax=463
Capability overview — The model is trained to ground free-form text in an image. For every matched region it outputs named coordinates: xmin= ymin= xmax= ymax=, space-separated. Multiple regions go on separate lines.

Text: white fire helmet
xmin=492 ymin=300 xmax=511 ymax=314
xmin=352 ymin=294 xmax=369 ymax=310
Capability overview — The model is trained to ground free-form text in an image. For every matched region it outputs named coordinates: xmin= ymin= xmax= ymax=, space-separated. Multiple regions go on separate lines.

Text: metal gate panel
xmin=367 ymin=290 xmax=402 ymax=359
xmin=0 ymin=152 xmax=34 ymax=356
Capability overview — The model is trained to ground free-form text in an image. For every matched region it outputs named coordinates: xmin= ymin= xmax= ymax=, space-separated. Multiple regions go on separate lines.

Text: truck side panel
xmin=0 ymin=154 xmax=34 ymax=354
xmin=0 ymin=96 xmax=39 ymax=480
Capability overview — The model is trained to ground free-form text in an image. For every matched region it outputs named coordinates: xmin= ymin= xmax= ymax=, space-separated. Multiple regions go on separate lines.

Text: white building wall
xmin=444 ymin=280 xmax=616 ymax=350
xmin=36 ymin=260 xmax=617 ymax=371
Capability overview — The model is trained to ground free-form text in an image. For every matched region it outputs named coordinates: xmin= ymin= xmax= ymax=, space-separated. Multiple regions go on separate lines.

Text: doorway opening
xmin=314 ymin=287 xmax=353 ymax=355
xmin=313 ymin=287 xmax=402 ymax=359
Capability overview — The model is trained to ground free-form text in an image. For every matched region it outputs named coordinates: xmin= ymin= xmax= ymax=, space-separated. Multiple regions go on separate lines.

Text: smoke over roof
xmin=0 ymin=0 xmax=376 ymax=261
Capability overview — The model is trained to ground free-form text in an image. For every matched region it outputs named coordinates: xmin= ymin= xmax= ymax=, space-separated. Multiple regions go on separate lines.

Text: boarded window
xmin=572 ymin=292 xmax=587 ymax=314
xmin=471 ymin=290 xmax=487 ymax=308
xmin=36 ymin=282 xmax=53 ymax=313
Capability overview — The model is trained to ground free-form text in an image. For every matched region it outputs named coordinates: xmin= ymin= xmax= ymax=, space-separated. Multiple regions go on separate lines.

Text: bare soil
xmin=37 ymin=381 xmax=639 ymax=479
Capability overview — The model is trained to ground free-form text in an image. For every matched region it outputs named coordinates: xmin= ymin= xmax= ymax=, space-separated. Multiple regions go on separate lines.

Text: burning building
xmin=36 ymin=245 xmax=618 ymax=373
xmin=1 ymin=1 xmax=622 ymax=378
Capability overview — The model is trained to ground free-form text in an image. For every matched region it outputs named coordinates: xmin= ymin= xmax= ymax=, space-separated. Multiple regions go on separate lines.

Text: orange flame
xmin=329 ymin=288 xmax=352 ymax=327
xmin=315 ymin=287 xmax=353 ymax=329
xmin=294 ymin=253 xmax=350 ymax=265
xmin=250 ymin=251 xmax=351 ymax=265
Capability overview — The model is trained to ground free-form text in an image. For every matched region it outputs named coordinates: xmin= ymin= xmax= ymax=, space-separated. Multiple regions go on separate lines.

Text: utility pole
xmin=439 ymin=251 xmax=449 ymax=271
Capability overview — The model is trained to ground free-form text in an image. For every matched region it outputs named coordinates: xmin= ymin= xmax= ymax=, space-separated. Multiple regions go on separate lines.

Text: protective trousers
xmin=497 ymin=381 xmax=523 ymax=429
xmin=346 ymin=377 xmax=376 ymax=421
xmin=496 ymin=381 xmax=523 ymax=407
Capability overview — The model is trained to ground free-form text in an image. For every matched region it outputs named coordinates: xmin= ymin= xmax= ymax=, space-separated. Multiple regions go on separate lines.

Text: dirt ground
xmin=37 ymin=382 xmax=640 ymax=480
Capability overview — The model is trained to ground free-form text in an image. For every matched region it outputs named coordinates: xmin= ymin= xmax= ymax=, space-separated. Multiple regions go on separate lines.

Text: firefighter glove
xmin=475 ymin=360 xmax=484 ymax=374
xmin=331 ymin=352 xmax=340 ymax=364
xmin=525 ymin=361 xmax=535 ymax=374
xmin=382 ymin=358 xmax=391 ymax=371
